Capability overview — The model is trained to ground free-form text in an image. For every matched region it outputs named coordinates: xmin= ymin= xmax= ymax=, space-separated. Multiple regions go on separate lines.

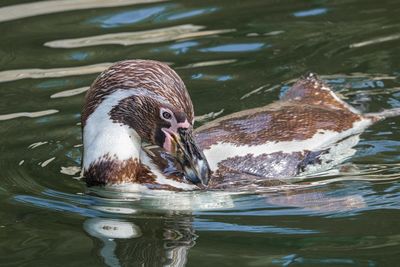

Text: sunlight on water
xmin=44 ymin=24 xmax=234 ymax=48
xmin=0 ymin=0 xmax=400 ymax=266
xmin=0 ymin=0 xmax=166 ymax=22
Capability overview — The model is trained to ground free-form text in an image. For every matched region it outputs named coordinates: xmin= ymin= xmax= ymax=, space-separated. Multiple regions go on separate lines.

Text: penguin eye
xmin=162 ymin=111 xmax=172 ymax=120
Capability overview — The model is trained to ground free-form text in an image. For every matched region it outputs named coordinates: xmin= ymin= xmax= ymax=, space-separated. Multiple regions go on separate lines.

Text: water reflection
xmin=87 ymin=188 xmax=235 ymax=211
xmin=264 ymin=188 xmax=366 ymax=213
xmin=349 ymin=33 xmax=400 ymax=48
xmin=166 ymin=7 xmax=218 ymax=21
xmin=167 ymin=41 xmax=198 ymax=54
xmin=11 ymin=173 xmax=400 ymax=266
xmin=1 ymin=0 xmax=400 ymax=265
xmin=0 ymin=0 xmax=166 ymax=23
xmin=272 ymin=254 xmax=376 ymax=266
xmin=44 ymin=25 xmax=234 ymax=48
xmin=0 ymin=109 xmax=58 ymax=121
xmin=200 ymin=43 xmax=267 ymax=53
xmin=293 ymin=8 xmax=328 ymax=18
xmin=0 ymin=63 xmax=111 ymax=83
xmin=69 ymin=52 xmax=89 ymax=61
xmin=84 ymin=214 xmax=196 ymax=267
xmin=83 ymin=185 xmax=366 ymax=267
xmin=89 ymin=6 xmax=168 ymax=28
xmin=50 ymin=86 xmax=89 ymax=99
xmin=178 ymin=59 xmax=236 ymax=69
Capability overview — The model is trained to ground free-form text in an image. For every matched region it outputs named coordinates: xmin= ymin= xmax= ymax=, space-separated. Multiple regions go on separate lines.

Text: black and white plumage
xmin=81 ymin=60 xmax=400 ymax=191
xmin=196 ymin=73 xmax=400 ymax=188
xmin=82 ymin=60 xmax=210 ymax=191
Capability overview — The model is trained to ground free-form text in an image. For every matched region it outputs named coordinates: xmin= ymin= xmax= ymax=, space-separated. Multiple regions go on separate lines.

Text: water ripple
xmin=350 ymin=33 xmax=400 ymax=48
xmin=44 ymin=24 xmax=235 ymax=48
xmin=178 ymin=59 xmax=236 ymax=69
xmin=0 ymin=0 xmax=167 ymax=23
xmin=200 ymin=43 xmax=267 ymax=53
xmin=0 ymin=63 xmax=111 ymax=83
xmin=293 ymin=8 xmax=328 ymax=17
xmin=0 ymin=109 xmax=58 ymax=121
xmin=194 ymin=220 xmax=319 ymax=234
xmin=89 ymin=5 xmax=168 ymax=28
xmin=50 ymin=86 xmax=89 ymax=99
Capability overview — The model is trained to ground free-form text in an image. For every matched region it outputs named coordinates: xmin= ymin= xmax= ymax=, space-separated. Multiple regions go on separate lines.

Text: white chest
xmin=83 ymin=90 xmax=141 ymax=169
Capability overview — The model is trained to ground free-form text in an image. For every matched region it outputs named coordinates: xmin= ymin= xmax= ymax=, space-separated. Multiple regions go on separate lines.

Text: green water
xmin=1 ymin=0 xmax=400 ymax=266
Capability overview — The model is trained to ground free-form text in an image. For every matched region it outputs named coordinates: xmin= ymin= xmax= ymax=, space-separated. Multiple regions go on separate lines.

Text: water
xmin=1 ymin=0 xmax=400 ymax=266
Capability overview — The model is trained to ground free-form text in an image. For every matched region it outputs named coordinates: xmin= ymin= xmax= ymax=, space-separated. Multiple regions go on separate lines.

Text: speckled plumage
xmin=82 ymin=60 xmax=194 ymax=127
xmin=195 ymin=73 xmax=397 ymax=184
xmin=82 ymin=60 xmax=400 ymax=191
xmin=195 ymin=74 xmax=365 ymax=148
xmin=82 ymin=60 xmax=198 ymax=190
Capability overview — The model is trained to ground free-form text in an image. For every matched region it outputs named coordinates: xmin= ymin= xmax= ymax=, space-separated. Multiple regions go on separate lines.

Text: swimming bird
xmin=195 ymin=73 xmax=400 ymax=188
xmin=82 ymin=60 xmax=399 ymax=191
xmin=81 ymin=60 xmax=210 ymax=191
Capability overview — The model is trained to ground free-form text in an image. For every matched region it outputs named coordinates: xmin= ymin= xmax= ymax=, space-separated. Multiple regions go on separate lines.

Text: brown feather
xmin=82 ymin=60 xmax=194 ymax=127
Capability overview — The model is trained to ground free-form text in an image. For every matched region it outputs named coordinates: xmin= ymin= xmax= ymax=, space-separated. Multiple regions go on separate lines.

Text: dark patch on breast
xmin=81 ymin=60 xmax=194 ymax=127
xmin=84 ymin=154 xmax=156 ymax=186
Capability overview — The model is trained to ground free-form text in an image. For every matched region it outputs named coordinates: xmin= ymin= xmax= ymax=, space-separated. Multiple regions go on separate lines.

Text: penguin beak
xmin=162 ymin=128 xmax=211 ymax=187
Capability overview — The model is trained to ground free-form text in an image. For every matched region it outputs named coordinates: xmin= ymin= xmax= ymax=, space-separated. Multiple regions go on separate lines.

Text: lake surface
xmin=1 ymin=0 xmax=400 ymax=266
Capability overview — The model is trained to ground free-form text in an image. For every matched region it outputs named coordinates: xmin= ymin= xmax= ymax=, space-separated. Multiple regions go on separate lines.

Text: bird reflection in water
xmin=82 ymin=181 xmax=368 ymax=266
xmin=83 ymin=213 xmax=196 ymax=267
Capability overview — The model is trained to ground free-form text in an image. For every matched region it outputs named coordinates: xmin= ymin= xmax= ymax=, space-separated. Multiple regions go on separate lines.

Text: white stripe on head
xmin=83 ymin=89 xmax=141 ymax=169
